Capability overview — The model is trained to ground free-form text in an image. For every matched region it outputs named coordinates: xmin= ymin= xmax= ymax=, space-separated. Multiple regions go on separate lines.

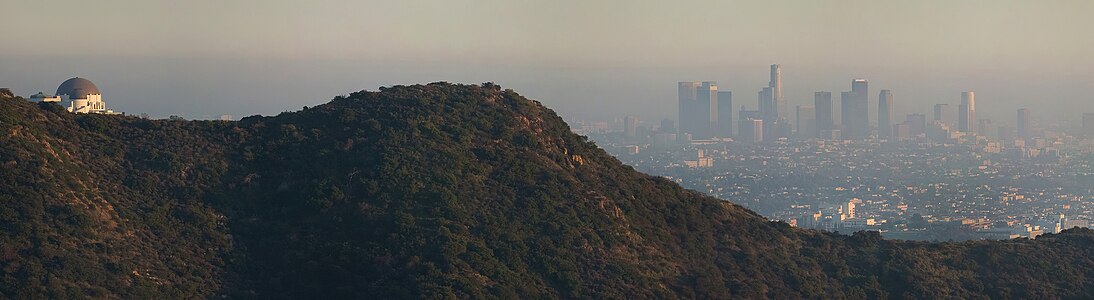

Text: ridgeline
xmin=2 ymin=83 xmax=1094 ymax=299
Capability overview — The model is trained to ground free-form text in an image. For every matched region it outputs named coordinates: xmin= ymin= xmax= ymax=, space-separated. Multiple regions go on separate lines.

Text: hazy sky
xmin=2 ymin=0 xmax=1093 ymax=126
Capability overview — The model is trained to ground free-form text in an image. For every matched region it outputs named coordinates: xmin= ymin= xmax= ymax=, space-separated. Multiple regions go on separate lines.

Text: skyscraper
xmin=814 ymin=92 xmax=834 ymax=138
xmin=959 ymin=91 xmax=975 ymax=133
xmin=851 ymin=79 xmax=869 ymax=139
xmin=840 ymin=91 xmax=853 ymax=139
xmin=1017 ymin=108 xmax=1031 ymax=139
xmin=739 ymin=108 xmax=763 ymax=143
xmin=717 ymin=91 xmax=733 ymax=137
xmin=796 ymin=105 xmax=816 ymax=140
xmin=759 ymin=87 xmax=775 ymax=120
xmin=696 ymin=81 xmax=718 ymax=139
xmin=749 ymin=119 xmax=764 ymax=143
xmin=678 ymin=81 xmax=699 ymax=136
xmin=906 ymin=114 xmax=927 ymax=136
xmin=838 ymin=79 xmax=869 ymax=139
xmin=677 ymin=81 xmax=719 ymax=139
xmin=770 ymin=64 xmax=787 ymax=123
xmin=934 ymin=104 xmax=954 ymax=126
xmin=759 ymin=87 xmax=777 ymax=141
xmin=878 ymin=90 xmax=893 ymax=138
xmin=624 ymin=115 xmax=637 ymax=138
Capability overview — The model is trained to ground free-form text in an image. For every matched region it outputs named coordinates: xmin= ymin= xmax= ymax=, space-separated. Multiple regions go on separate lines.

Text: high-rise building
xmin=759 ymin=87 xmax=777 ymax=140
xmin=678 ymin=81 xmax=719 ymax=139
xmin=850 ymin=79 xmax=869 ymax=139
xmin=1083 ymin=113 xmax=1094 ymax=137
xmin=978 ymin=119 xmax=996 ymax=140
xmin=770 ymin=64 xmax=787 ymax=122
xmin=678 ymin=81 xmax=699 ymax=136
xmin=797 ymin=105 xmax=816 ymax=140
xmin=695 ymin=81 xmax=718 ymax=139
xmin=738 ymin=109 xmax=763 ymax=143
xmin=893 ymin=123 xmax=910 ymax=140
xmin=1017 ymin=108 xmax=1031 ymax=139
xmin=878 ymin=90 xmax=893 ymax=138
xmin=748 ymin=119 xmax=764 ymax=143
xmin=959 ymin=91 xmax=975 ymax=133
xmin=840 ymin=91 xmax=853 ymax=139
xmin=905 ymin=114 xmax=927 ymax=136
xmin=815 ymin=92 xmax=834 ymax=138
xmin=717 ymin=91 xmax=733 ymax=137
xmin=660 ymin=118 xmax=676 ymax=133
xmin=624 ymin=115 xmax=637 ymax=138
xmin=759 ymin=87 xmax=774 ymax=120
xmin=839 ymin=79 xmax=870 ymax=140
xmin=841 ymin=200 xmax=857 ymax=219
xmin=934 ymin=104 xmax=954 ymax=126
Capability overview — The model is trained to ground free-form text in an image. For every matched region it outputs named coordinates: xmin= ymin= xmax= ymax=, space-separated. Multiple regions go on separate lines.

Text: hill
xmin=3 ymin=83 xmax=1094 ymax=299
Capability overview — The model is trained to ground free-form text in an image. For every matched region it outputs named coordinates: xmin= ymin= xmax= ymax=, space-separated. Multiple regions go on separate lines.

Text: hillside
xmin=3 ymin=83 xmax=1094 ymax=299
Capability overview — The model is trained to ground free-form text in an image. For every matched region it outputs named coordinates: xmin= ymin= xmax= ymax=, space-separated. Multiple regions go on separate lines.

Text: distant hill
xmin=3 ymin=82 xmax=1094 ymax=299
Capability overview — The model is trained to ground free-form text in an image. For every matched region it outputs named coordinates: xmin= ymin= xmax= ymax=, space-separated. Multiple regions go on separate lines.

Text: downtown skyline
xmin=671 ymin=64 xmax=1078 ymax=141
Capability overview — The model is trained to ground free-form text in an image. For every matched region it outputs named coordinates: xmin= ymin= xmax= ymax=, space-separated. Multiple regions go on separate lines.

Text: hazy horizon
xmin=2 ymin=1 xmax=1093 ymax=126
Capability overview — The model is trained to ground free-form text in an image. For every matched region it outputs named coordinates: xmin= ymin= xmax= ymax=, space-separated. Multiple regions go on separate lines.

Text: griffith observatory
xmin=29 ymin=77 xmax=117 ymax=114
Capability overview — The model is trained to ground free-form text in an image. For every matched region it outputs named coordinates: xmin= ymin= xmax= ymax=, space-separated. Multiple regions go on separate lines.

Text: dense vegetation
xmin=3 ymin=84 xmax=1094 ymax=299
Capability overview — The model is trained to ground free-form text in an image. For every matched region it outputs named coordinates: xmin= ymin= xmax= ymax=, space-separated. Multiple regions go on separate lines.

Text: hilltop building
xmin=52 ymin=77 xmax=117 ymax=114
xmin=29 ymin=92 xmax=62 ymax=103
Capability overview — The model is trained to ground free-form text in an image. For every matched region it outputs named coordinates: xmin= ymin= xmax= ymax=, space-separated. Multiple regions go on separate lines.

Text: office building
xmin=696 ymin=81 xmax=718 ymax=138
xmin=893 ymin=123 xmax=910 ymax=140
xmin=840 ymin=91 xmax=853 ymax=138
xmin=905 ymin=114 xmax=927 ymax=136
xmin=934 ymin=104 xmax=954 ymax=126
xmin=770 ymin=64 xmax=787 ymax=122
xmin=739 ymin=109 xmax=763 ymax=143
xmin=838 ymin=79 xmax=869 ymax=139
xmin=717 ymin=91 xmax=733 ymax=137
xmin=759 ymin=87 xmax=779 ymax=141
xmin=677 ymin=81 xmax=720 ymax=139
xmin=624 ymin=115 xmax=637 ymax=138
xmin=797 ymin=105 xmax=816 ymax=140
xmin=850 ymin=79 xmax=869 ymax=139
xmin=959 ymin=91 xmax=975 ymax=133
xmin=815 ymin=92 xmax=834 ymax=138
xmin=678 ymin=81 xmax=699 ymax=137
xmin=1017 ymin=108 xmax=1031 ymax=139
xmin=878 ymin=90 xmax=893 ymax=138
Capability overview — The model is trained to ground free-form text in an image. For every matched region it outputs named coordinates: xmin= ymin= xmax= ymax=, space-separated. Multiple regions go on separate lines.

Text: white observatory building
xmin=54 ymin=77 xmax=116 ymax=114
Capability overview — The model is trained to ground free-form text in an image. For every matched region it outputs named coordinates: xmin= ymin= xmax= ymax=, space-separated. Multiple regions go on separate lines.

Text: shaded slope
xmin=0 ymin=89 xmax=233 ymax=297
xmin=3 ymin=84 xmax=1094 ymax=299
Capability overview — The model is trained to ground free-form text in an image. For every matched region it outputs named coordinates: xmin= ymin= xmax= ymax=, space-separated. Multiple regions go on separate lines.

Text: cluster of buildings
xmin=661 ymin=64 xmax=1094 ymax=146
xmin=577 ymin=64 xmax=1094 ymax=241
xmin=582 ymin=64 xmax=1094 ymax=167
xmin=674 ymin=65 xmax=792 ymax=143
xmin=791 ymin=199 xmax=878 ymax=232
xmin=593 ymin=132 xmax=1094 ymax=241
